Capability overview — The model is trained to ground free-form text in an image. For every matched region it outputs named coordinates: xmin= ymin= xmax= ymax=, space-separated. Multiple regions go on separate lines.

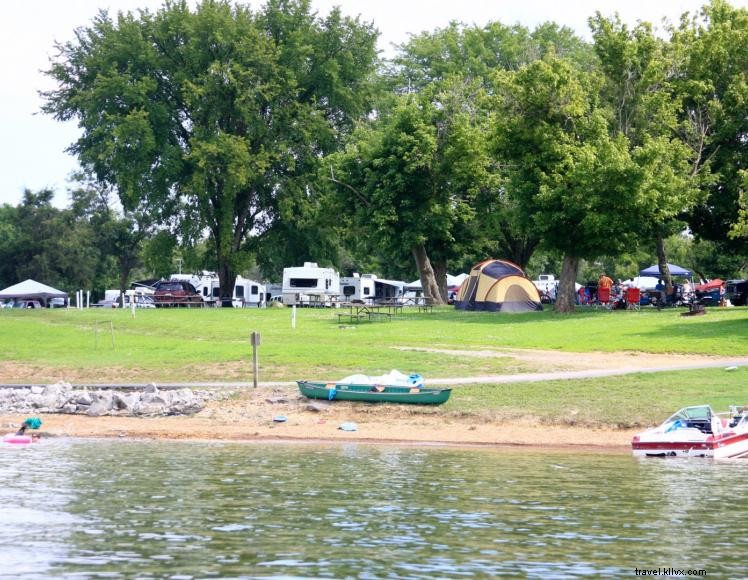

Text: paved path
xmin=1 ymin=358 xmax=746 ymax=390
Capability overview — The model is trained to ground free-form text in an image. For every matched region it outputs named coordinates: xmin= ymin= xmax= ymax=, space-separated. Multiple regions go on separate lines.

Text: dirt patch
xmin=395 ymin=347 xmax=739 ymax=372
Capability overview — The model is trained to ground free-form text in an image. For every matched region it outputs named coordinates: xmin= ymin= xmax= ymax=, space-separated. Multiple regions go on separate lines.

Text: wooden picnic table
xmin=336 ymin=302 xmax=392 ymax=323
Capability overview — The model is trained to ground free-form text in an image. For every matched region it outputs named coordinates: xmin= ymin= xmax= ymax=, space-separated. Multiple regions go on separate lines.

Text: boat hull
xmin=632 ymin=431 xmax=748 ymax=459
xmin=297 ymin=381 xmax=451 ymax=405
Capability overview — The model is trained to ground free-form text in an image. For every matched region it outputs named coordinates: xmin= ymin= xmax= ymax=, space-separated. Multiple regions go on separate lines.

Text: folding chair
xmin=596 ymin=287 xmax=611 ymax=309
xmin=626 ymin=287 xmax=641 ymax=311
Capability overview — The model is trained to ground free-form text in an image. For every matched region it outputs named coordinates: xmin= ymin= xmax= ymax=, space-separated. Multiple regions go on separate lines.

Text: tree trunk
xmin=412 ymin=244 xmax=444 ymax=305
xmin=217 ymin=263 xmax=237 ymax=308
xmin=554 ymin=254 xmax=580 ymax=313
xmin=432 ymin=260 xmax=448 ymax=302
xmin=655 ymin=233 xmax=673 ymax=292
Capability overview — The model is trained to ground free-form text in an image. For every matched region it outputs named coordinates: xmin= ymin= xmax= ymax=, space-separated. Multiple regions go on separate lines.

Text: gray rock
xmin=30 ymin=386 xmax=44 ymax=395
xmin=75 ymin=392 xmax=93 ymax=406
xmin=113 ymin=392 xmax=140 ymax=413
xmin=86 ymin=399 xmax=111 ymax=416
xmin=266 ymin=397 xmax=289 ymax=404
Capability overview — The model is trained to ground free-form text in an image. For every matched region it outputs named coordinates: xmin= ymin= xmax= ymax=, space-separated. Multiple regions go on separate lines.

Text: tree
xmin=590 ymin=14 xmax=701 ymax=293
xmin=390 ymin=21 xmax=594 ymax=269
xmin=42 ymin=0 xmax=378 ymax=304
xmin=670 ymin=1 xmax=748 ymax=258
xmin=490 ymin=56 xmax=647 ymax=312
xmin=328 ymin=89 xmax=488 ymax=304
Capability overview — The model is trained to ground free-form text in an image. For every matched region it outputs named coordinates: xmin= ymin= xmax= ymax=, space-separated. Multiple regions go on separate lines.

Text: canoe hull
xmin=297 ymin=381 xmax=451 ymax=405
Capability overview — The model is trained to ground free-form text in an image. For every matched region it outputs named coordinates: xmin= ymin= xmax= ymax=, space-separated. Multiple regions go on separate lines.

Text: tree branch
xmin=328 ymin=166 xmax=371 ymax=207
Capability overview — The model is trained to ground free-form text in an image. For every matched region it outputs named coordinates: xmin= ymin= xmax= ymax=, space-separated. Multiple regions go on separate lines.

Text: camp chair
xmin=625 ymin=287 xmax=641 ymax=311
xmin=596 ymin=287 xmax=611 ymax=309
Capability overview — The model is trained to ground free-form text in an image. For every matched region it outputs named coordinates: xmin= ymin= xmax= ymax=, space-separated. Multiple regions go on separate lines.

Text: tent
xmin=639 ymin=263 xmax=692 ymax=278
xmin=406 ymin=273 xmax=468 ymax=290
xmin=621 ymin=276 xmax=660 ymax=290
xmin=454 ymin=259 xmax=543 ymax=312
xmin=0 ymin=279 xmax=68 ymax=307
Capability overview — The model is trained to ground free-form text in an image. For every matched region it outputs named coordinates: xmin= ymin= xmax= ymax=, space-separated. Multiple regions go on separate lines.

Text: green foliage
xmin=671 ymin=0 xmax=748 ymax=253
xmin=42 ymin=0 xmax=379 ymax=295
xmin=491 ymin=56 xmax=646 ymax=259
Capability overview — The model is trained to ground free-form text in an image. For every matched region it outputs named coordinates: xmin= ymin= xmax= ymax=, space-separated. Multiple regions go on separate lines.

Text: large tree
xmin=390 ymin=21 xmax=594 ymax=269
xmin=328 ymin=89 xmax=488 ymax=304
xmin=590 ymin=14 xmax=701 ymax=291
xmin=671 ymin=1 xmax=748 ymax=258
xmin=42 ymin=0 xmax=378 ymax=304
xmin=490 ymin=56 xmax=647 ymax=312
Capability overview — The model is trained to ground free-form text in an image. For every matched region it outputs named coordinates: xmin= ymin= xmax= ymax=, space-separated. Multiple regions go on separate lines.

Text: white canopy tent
xmin=406 ymin=273 xmax=468 ymax=290
xmin=0 ymin=279 xmax=68 ymax=307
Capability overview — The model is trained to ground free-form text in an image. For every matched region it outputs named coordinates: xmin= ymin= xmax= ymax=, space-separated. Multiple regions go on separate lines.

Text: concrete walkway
xmin=1 ymin=358 xmax=746 ymax=390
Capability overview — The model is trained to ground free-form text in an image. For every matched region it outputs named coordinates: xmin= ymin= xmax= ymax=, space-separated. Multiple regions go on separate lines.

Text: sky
xmin=1 ymin=0 xmax=745 ymax=207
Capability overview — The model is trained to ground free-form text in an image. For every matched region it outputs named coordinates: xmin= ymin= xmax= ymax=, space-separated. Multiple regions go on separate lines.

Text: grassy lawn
xmin=1 ymin=305 xmax=746 ymax=426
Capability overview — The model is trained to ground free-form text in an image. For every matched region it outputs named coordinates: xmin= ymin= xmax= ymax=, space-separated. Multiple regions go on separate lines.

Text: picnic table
xmin=336 ymin=302 xmax=393 ymax=323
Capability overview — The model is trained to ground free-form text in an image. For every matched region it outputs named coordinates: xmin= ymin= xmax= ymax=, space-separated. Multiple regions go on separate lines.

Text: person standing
xmin=598 ymin=273 xmax=613 ymax=290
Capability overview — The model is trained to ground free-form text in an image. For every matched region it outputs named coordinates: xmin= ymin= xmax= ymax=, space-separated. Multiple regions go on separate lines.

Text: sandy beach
xmin=2 ymin=384 xmax=636 ymax=452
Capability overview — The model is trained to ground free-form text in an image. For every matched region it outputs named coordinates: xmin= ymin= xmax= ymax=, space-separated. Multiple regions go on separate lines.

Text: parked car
xmin=152 ymin=280 xmax=203 ymax=307
xmin=12 ymin=300 xmax=43 ymax=309
xmin=92 ymin=299 xmax=119 ymax=308
xmin=48 ymin=297 xmax=66 ymax=308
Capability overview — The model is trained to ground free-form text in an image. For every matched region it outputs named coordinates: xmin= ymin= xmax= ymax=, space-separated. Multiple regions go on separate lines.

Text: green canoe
xmin=297 ymin=380 xmax=451 ymax=405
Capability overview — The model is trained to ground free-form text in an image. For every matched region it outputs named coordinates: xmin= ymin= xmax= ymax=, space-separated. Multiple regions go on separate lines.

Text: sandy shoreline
xmin=1 ymin=386 xmax=638 ymax=452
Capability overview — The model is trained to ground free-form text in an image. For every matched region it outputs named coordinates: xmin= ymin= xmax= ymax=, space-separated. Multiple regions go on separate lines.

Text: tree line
xmin=4 ymin=0 xmax=745 ymax=311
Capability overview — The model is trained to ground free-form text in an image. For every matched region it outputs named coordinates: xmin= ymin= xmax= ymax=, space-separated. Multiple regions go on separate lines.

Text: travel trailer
xmin=340 ymin=274 xmax=375 ymax=303
xmin=340 ymin=274 xmax=406 ymax=303
xmin=171 ymin=272 xmax=266 ymax=307
xmin=282 ymin=262 xmax=340 ymax=306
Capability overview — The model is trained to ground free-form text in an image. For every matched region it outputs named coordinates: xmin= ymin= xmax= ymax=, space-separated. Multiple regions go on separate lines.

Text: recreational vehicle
xmin=340 ymin=274 xmax=406 ymax=303
xmin=340 ymin=274 xmax=375 ymax=303
xmin=282 ymin=262 xmax=340 ymax=306
xmin=171 ymin=272 xmax=266 ymax=307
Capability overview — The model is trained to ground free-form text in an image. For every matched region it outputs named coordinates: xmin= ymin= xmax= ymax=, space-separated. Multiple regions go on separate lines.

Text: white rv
xmin=282 ymin=262 xmax=340 ymax=306
xmin=340 ymin=274 xmax=406 ymax=303
xmin=340 ymin=274 xmax=375 ymax=303
xmin=171 ymin=272 xmax=266 ymax=307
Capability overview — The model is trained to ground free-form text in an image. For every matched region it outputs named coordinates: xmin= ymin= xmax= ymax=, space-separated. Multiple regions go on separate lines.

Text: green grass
xmin=449 ymin=367 xmax=748 ymax=427
xmin=1 ymin=305 xmax=746 ymax=426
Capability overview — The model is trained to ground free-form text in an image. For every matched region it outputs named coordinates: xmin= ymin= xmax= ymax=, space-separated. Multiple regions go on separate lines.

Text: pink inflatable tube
xmin=3 ymin=433 xmax=34 ymax=444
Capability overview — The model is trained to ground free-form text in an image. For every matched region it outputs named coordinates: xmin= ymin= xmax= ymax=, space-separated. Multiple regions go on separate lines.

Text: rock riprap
xmin=0 ymin=382 xmax=221 ymax=416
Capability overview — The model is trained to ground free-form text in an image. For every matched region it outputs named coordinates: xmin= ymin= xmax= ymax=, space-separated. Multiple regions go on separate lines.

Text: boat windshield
xmin=665 ymin=405 xmax=713 ymax=424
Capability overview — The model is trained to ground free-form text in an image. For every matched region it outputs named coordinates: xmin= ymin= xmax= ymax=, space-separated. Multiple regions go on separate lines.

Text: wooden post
xmin=250 ymin=331 xmax=261 ymax=388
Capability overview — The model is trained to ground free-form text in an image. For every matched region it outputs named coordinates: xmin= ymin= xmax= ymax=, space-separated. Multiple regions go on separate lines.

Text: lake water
xmin=0 ymin=439 xmax=746 ymax=578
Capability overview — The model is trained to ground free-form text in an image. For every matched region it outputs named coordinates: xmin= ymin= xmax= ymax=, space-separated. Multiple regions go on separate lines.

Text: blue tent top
xmin=639 ymin=263 xmax=692 ymax=277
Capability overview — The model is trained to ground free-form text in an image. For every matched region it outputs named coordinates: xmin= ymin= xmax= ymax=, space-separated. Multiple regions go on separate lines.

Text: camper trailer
xmin=282 ymin=262 xmax=340 ymax=306
xmin=340 ymin=274 xmax=375 ymax=303
xmin=340 ymin=274 xmax=406 ymax=304
xmin=171 ymin=272 xmax=266 ymax=307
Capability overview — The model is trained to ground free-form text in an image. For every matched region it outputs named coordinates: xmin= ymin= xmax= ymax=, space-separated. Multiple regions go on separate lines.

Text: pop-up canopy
xmin=639 ymin=263 xmax=692 ymax=278
xmin=0 ymin=279 xmax=68 ymax=307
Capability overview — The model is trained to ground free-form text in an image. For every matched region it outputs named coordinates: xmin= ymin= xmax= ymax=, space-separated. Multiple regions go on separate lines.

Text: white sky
xmin=1 ymin=0 xmax=743 ymax=207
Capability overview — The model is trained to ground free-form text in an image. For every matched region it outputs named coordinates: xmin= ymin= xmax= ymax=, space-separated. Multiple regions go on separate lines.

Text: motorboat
xmin=632 ymin=405 xmax=748 ymax=458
